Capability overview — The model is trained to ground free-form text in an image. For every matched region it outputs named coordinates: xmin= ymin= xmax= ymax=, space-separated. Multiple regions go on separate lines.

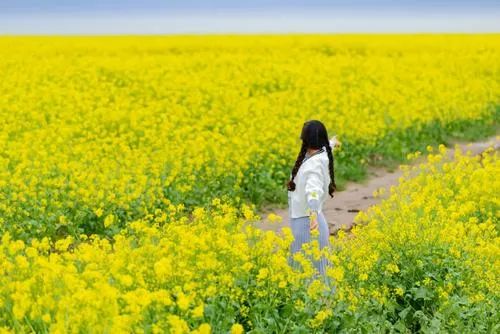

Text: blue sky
xmin=1 ymin=1 xmax=499 ymax=34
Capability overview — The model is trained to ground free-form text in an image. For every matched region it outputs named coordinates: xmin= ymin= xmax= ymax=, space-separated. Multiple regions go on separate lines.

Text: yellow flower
xmin=94 ymin=208 xmax=104 ymax=218
xmin=167 ymin=315 xmax=189 ymax=334
xmin=257 ymin=268 xmax=269 ymax=280
xmin=195 ymin=323 xmax=211 ymax=334
xmin=308 ymin=309 xmax=333 ymax=329
xmin=230 ymin=323 xmax=244 ymax=334
xmin=394 ymin=287 xmax=404 ymax=296
xmin=385 ymin=263 xmax=400 ymax=274
xmin=104 ymin=214 xmax=115 ymax=228
xmin=192 ymin=303 xmax=204 ymax=318
xmin=42 ymin=313 xmax=51 ymax=323
xmin=58 ymin=215 xmax=68 ymax=226
xmin=327 ymin=266 xmax=345 ymax=282
xmin=176 ymin=292 xmax=191 ymax=311
xmin=267 ymin=213 xmax=283 ymax=223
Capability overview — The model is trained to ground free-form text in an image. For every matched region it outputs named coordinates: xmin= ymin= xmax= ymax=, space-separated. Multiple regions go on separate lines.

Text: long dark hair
xmin=287 ymin=120 xmax=336 ymax=197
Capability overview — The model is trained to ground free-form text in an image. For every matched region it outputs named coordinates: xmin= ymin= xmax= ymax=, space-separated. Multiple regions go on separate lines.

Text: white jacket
xmin=288 ymin=145 xmax=331 ymax=218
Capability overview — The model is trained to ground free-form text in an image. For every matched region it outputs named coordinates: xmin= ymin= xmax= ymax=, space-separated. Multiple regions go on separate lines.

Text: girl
xmin=287 ymin=120 xmax=339 ymax=283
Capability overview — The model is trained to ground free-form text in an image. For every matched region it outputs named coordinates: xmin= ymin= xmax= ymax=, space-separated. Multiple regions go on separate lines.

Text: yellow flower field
xmin=0 ymin=35 xmax=499 ymax=332
xmin=0 ymin=35 xmax=499 ymax=240
xmin=0 ymin=142 xmax=497 ymax=332
xmin=332 ymin=145 xmax=499 ymax=331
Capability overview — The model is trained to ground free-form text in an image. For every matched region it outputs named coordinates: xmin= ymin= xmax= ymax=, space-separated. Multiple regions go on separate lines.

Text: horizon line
xmin=2 ymin=32 xmax=500 ymax=36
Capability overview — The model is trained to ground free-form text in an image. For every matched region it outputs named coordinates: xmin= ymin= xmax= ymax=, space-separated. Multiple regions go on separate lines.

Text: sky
xmin=0 ymin=1 xmax=499 ymax=34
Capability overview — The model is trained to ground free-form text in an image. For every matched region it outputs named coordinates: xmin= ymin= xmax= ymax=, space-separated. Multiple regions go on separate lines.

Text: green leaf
xmin=413 ymin=287 xmax=433 ymax=301
xmin=398 ymin=306 xmax=412 ymax=320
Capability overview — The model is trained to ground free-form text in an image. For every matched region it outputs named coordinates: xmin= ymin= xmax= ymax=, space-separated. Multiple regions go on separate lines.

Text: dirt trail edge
xmin=249 ymin=135 xmax=499 ymax=237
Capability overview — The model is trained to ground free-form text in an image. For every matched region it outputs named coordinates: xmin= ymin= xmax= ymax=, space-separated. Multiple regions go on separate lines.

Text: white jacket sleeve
xmin=303 ymin=161 xmax=324 ymax=206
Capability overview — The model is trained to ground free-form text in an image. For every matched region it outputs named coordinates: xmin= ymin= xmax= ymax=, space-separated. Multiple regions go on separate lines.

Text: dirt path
xmin=249 ymin=135 xmax=499 ymax=237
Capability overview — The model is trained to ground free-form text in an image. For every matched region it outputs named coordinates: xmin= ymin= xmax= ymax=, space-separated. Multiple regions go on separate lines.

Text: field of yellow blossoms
xmin=1 ymin=142 xmax=498 ymax=333
xmin=0 ymin=35 xmax=499 ymax=332
xmin=1 ymin=35 xmax=498 ymax=240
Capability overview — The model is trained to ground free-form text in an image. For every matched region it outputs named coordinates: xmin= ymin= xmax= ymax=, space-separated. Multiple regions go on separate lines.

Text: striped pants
xmin=287 ymin=211 xmax=332 ymax=282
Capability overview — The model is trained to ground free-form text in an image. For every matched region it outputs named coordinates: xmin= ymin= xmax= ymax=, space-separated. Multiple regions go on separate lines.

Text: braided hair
xmin=287 ymin=120 xmax=337 ymax=197
xmin=325 ymin=139 xmax=337 ymax=197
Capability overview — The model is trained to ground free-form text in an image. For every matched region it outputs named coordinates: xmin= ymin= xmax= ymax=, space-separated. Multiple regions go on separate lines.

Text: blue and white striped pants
xmin=287 ymin=210 xmax=332 ymax=280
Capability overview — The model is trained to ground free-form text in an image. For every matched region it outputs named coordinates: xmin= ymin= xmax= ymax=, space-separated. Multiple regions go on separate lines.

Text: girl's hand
xmin=329 ymin=135 xmax=341 ymax=149
xmin=310 ymin=212 xmax=318 ymax=230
